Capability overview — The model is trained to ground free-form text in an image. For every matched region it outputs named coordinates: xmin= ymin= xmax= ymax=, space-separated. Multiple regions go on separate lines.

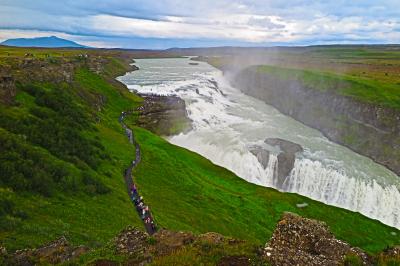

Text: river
xmin=118 ymin=57 xmax=400 ymax=229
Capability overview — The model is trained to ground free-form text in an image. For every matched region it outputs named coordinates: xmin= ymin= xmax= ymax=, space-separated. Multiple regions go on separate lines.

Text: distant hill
xmin=0 ymin=36 xmax=87 ymax=48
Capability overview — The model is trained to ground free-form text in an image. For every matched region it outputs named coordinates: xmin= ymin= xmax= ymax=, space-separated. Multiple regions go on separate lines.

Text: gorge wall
xmin=229 ymin=66 xmax=400 ymax=176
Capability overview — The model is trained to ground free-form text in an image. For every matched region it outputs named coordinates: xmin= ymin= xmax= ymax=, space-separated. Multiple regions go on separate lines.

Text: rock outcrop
xmin=0 ymin=72 xmax=15 ymax=104
xmin=265 ymin=138 xmax=303 ymax=187
xmin=5 ymin=236 xmax=88 ymax=265
xmin=6 ymin=224 xmax=399 ymax=265
xmin=136 ymin=94 xmax=192 ymax=136
xmin=94 ymin=226 xmax=266 ymax=265
xmin=114 ymin=226 xmax=149 ymax=257
xmin=264 ymin=212 xmax=371 ymax=266
xmin=250 ymin=146 xmax=271 ymax=169
xmin=232 ymin=66 xmax=400 ymax=176
xmin=151 ymin=229 xmax=195 ymax=256
xmin=250 ymin=138 xmax=303 ymax=188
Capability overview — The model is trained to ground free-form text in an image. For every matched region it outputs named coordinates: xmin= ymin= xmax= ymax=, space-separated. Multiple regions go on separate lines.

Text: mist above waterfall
xmin=119 ymin=57 xmax=400 ymax=229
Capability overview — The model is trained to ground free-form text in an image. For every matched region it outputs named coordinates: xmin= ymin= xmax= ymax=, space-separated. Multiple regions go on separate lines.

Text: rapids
xmin=118 ymin=57 xmax=400 ymax=228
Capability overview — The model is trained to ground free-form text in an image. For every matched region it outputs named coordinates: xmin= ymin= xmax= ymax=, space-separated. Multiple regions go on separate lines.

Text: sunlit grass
xmin=257 ymin=65 xmax=400 ymax=109
xmin=131 ymin=126 xmax=400 ymax=254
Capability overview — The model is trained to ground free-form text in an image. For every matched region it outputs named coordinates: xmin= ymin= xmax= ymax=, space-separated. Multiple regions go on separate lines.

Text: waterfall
xmin=275 ymin=156 xmax=400 ymax=228
xmin=264 ymin=154 xmax=279 ymax=187
xmin=119 ymin=57 xmax=400 ymax=229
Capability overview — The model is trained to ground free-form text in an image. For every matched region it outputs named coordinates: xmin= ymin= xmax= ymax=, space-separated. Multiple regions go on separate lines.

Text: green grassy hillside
xmin=130 ymin=126 xmax=399 ymax=254
xmin=0 ymin=47 xmax=399 ymax=260
xmin=203 ymin=46 xmax=400 ymax=110
xmin=257 ymin=65 xmax=400 ymax=109
xmin=0 ymin=50 xmax=144 ymax=251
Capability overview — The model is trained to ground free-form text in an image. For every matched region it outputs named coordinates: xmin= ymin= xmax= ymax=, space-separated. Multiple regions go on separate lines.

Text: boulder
xmin=114 ymin=226 xmax=149 ymax=256
xmin=263 ymin=212 xmax=371 ymax=266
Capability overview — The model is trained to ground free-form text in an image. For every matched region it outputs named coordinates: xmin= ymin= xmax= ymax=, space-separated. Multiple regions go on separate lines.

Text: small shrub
xmin=147 ymin=237 xmax=157 ymax=245
xmin=82 ymin=172 xmax=110 ymax=195
xmin=14 ymin=210 xmax=29 ymax=220
xmin=0 ymin=199 xmax=14 ymax=217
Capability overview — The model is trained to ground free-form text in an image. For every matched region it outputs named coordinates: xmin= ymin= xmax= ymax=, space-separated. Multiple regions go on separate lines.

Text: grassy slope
xmin=131 ymin=126 xmax=400 ymax=254
xmin=0 ymin=56 xmax=144 ymax=250
xmin=1 ymin=46 xmax=399 ymax=259
xmin=206 ymin=46 xmax=400 ymax=109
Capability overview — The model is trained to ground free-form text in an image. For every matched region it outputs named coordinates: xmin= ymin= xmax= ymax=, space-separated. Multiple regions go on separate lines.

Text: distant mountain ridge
xmin=0 ymin=36 xmax=87 ymax=48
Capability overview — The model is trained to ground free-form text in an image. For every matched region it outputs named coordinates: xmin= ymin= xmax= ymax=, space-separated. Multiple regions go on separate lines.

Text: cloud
xmin=0 ymin=0 xmax=399 ymax=48
xmin=88 ymin=14 xmax=293 ymax=43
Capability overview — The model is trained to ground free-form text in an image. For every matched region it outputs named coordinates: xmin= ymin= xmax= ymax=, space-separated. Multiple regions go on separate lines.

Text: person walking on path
xmin=120 ymin=110 xmax=156 ymax=235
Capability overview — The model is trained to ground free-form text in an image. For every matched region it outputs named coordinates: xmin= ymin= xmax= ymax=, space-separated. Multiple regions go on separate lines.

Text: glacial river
xmin=118 ymin=57 xmax=400 ymax=229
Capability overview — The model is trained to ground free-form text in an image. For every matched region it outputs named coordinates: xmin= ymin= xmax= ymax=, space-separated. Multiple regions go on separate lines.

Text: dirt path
xmin=120 ymin=111 xmax=156 ymax=235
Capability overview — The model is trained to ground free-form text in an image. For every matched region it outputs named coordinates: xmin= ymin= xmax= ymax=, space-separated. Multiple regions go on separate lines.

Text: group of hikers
xmin=120 ymin=111 xmax=157 ymax=235
xmin=129 ymin=183 xmax=156 ymax=233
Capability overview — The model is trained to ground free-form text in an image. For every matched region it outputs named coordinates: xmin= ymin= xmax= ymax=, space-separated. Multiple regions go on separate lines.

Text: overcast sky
xmin=0 ymin=0 xmax=399 ymax=49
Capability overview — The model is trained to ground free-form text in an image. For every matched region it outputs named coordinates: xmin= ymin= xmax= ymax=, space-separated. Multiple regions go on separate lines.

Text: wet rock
xmin=265 ymin=138 xmax=303 ymax=154
xmin=265 ymin=138 xmax=303 ymax=188
xmin=250 ymin=147 xmax=270 ymax=169
xmin=264 ymin=212 xmax=370 ymax=266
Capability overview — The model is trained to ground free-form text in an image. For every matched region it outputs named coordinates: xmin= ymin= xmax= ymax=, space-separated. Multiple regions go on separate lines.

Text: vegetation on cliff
xmin=128 ymin=126 xmax=399 ymax=254
xmin=0 ymin=47 xmax=144 ymax=251
xmin=203 ymin=45 xmax=400 ymax=109
xmin=256 ymin=64 xmax=400 ymax=110
xmin=199 ymin=46 xmax=400 ymax=176
xmin=0 ymin=46 xmax=399 ymax=265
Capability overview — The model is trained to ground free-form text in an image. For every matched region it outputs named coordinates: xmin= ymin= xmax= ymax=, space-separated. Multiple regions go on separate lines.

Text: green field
xmin=204 ymin=45 xmax=400 ymax=110
xmin=257 ymin=64 xmax=400 ymax=109
xmin=0 ymin=46 xmax=399 ymax=263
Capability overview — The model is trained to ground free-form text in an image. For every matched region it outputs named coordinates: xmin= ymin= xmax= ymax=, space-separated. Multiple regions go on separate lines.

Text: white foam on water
xmin=118 ymin=58 xmax=400 ymax=229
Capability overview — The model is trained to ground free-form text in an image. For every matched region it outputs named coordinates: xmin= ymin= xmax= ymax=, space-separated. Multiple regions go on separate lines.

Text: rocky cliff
xmin=232 ymin=66 xmax=400 ymax=176
xmin=264 ymin=212 xmax=372 ymax=265
xmin=251 ymin=138 xmax=303 ymax=189
xmin=135 ymin=94 xmax=192 ymax=136
xmin=5 ymin=215 xmax=398 ymax=265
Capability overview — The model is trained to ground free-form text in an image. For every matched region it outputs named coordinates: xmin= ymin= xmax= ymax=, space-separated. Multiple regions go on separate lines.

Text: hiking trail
xmin=119 ymin=111 xmax=156 ymax=235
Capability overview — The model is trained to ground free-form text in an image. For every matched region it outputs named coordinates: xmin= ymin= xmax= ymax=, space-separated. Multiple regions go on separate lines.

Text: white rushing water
xmin=118 ymin=57 xmax=400 ymax=228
